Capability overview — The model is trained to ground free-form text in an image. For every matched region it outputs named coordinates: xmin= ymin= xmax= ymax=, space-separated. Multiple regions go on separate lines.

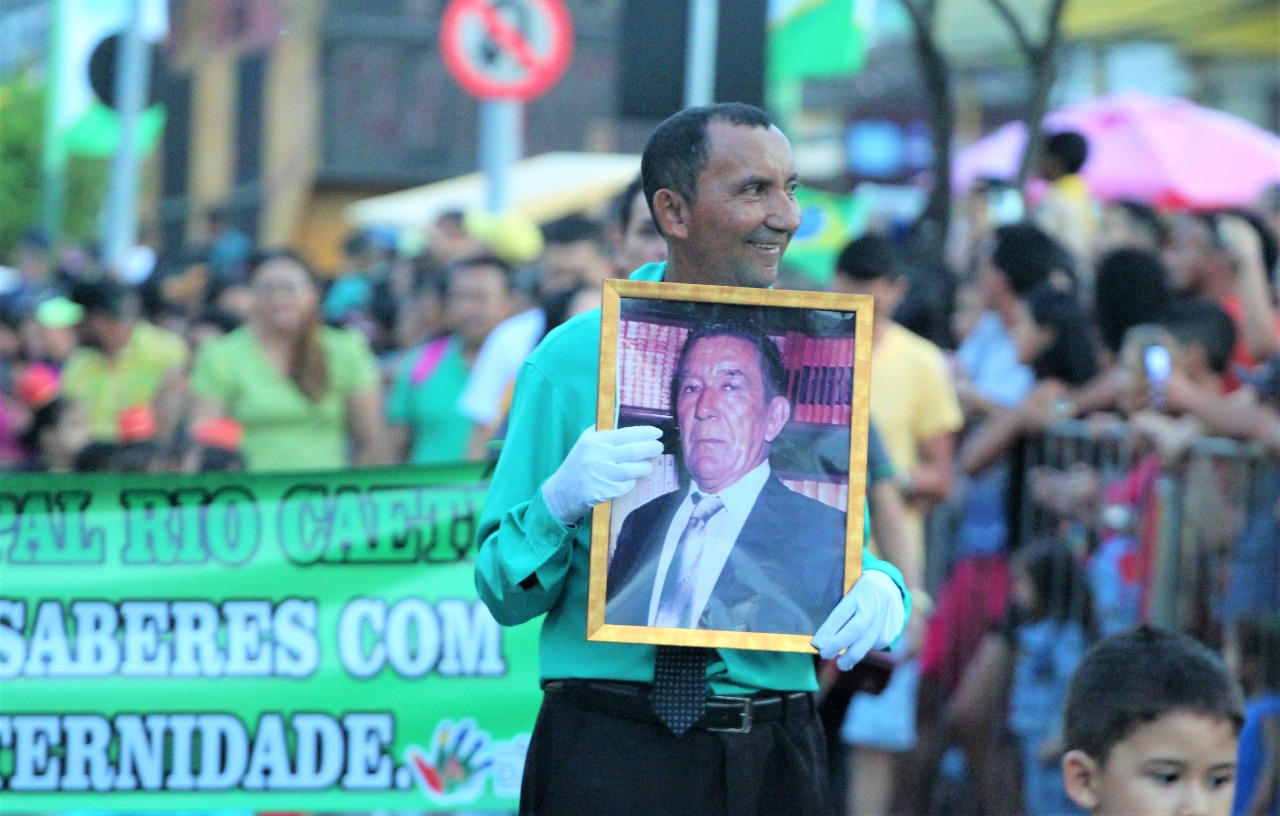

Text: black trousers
xmin=520 ymin=681 xmax=836 ymax=816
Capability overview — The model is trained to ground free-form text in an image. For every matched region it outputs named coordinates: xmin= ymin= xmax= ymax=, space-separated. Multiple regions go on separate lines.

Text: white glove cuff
xmin=861 ymin=570 xmax=907 ymax=650
xmin=541 ymin=475 xmax=583 ymax=528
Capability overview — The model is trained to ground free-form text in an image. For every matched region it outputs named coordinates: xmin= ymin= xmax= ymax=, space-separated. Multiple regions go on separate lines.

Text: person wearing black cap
xmin=62 ymin=276 xmax=187 ymax=443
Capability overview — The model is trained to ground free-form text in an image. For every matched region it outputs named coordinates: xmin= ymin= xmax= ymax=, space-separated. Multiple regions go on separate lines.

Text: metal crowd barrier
xmin=1021 ymin=419 xmax=1278 ymax=638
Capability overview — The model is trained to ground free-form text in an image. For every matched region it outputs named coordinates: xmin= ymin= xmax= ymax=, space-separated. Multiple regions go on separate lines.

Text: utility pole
xmin=102 ymin=0 xmax=150 ymax=272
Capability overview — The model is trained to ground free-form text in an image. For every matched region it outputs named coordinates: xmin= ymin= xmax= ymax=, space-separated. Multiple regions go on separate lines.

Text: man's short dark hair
xmin=1111 ymin=200 xmax=1168 ymax=248
xmin=671 ymin=320 xmax=788 ymax=412
xmin=835 ymin=234 xmax=902 ymax=282
xmin=1044 ymin=131 xmax=1089 ymax=174
xmin=991 ymin=223 xmax=1059 ymax=296
xmin=68 ymin=276 xmax=128 ymax=318
xmin=542 ymin=214 xmax=607 ymax=250
xmin=641 ymin=103 xmax=774 ymax=230
xmin=614 ymin=176 xmax=647 ymax=232
xmin=1159 ymin=297 xmax=1239 ymax=376
xmin=1095 ymin=249 xmax=1173 ymax=355
xmin=443 ymin=254 xmax=514 ymax=295
xmin=1063 ymin=625 xmax=1245 ymax=766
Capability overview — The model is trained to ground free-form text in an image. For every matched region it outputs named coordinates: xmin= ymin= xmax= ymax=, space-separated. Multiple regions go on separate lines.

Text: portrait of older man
xmin=605 ymin=322 xmax=847 ymax=635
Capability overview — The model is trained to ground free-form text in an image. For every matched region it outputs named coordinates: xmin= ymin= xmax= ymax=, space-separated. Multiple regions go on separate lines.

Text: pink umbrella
xmin=953 ymin=92 xmax=1280 ymax=209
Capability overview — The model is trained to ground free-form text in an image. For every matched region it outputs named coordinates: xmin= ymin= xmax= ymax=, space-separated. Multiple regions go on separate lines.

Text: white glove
xmin=541 ymin=425 xmax=665 ymax=526
xmin=812 ymin=570 xmax=907 ymax=670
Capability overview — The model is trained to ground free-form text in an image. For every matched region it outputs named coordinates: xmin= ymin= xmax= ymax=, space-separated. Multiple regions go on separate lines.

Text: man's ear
xmin=652 ymin=189 xmax=689 ymax=240
xmin=763 ymin=395 xmax=791 ymax=442
xmin=1061 ymin=749 xmax=1101 ymax=810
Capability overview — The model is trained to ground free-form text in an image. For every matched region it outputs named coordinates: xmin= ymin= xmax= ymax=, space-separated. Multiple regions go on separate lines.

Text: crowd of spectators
xmin=0 ymin=178 xmax=658 ymax=476
xmin=808 ymin=134 xmax=1280 ymax=815
xmin=2 ymin=131 xmax=1279 ymax=814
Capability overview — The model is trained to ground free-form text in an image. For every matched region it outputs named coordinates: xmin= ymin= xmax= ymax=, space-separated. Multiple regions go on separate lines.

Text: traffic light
xmin=87 ymin=32 xmax=168 ymax=110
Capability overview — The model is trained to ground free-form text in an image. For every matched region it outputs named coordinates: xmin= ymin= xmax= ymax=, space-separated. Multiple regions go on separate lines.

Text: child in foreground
xmin=1061 ymin=625 xmax=1246 ymax=816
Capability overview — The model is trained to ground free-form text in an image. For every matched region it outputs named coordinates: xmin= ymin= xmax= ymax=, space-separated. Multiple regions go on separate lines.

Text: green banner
xmin=0 ymin=463 xmax=542 ymax=811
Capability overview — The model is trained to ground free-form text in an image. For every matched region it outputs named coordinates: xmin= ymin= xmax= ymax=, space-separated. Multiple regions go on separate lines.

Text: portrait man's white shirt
xmin=647 ymin=460 xmax=772 ymax=627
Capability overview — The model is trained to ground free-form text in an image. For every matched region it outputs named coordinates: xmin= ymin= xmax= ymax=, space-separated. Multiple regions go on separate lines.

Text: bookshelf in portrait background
xmin=610 ymin=298 xmax=858 ymax=547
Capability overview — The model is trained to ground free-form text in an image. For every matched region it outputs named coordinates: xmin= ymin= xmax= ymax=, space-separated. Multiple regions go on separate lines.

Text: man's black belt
xmin=545 ymin=679 xmax=815 ymax=734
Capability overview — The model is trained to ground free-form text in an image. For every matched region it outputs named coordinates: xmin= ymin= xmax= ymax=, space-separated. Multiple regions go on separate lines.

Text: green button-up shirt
xmin=475 ymin=263 xmax=908 ymax=694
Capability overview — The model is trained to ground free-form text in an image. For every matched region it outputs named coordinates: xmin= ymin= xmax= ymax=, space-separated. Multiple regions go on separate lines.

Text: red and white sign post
xmin=440 ymin=0 xmax=574 ymax=212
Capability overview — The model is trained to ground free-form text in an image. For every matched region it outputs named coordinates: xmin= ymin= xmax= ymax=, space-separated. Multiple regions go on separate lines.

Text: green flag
xmin=767 ymin=0 xmax=866 ymax=82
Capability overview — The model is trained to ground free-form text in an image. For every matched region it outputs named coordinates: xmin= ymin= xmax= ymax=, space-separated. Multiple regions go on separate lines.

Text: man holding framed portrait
xmin=475 ymin=103 xmax=911 ymax=816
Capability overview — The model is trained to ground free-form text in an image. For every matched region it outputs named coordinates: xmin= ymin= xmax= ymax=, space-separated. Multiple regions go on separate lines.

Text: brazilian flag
xmin=783 ymin=187 xmax=863 ymax=283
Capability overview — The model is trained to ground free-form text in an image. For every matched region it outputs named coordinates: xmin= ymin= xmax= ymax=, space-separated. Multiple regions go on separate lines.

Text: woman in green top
xmin=190 ymin=251 xmax=388 ymax=471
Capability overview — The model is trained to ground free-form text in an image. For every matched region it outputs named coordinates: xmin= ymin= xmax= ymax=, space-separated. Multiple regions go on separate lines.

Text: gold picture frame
xmin=587 ymin=279 xmax=874 ymax=653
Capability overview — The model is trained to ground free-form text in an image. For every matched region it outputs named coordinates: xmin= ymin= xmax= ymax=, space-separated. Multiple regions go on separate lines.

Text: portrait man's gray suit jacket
xmin=604 ymin=474 xmax=846 ymax=635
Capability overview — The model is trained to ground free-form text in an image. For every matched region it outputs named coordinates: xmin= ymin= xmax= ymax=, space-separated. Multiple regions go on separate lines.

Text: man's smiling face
xmin=680 ymin=122 xmax=801 ymax=289
xmin=676 ymin=334 xmax=789 ymax=494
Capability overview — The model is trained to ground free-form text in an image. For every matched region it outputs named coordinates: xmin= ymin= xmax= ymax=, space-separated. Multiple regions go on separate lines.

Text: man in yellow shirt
xmin=832 ymin=233 xmax=963 ymax=816
xmin=64 ymin=277 xmax=187 ymax=442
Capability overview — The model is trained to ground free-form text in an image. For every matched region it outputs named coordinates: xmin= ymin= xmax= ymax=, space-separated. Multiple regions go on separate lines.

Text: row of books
xmin=779 ymin=478 xmax=850 ymax=513
xmin=616 ymin=320 xmax=855 ymax=427
xmin=618 ymin=321 xmax=690 ymax=414
xmin=779 ymin=332 xmax=856 ymax=426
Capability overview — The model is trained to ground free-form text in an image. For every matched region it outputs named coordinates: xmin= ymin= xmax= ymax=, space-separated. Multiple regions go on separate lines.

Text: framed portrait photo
xmin=586 ymin=279 xmax=874 ymax=653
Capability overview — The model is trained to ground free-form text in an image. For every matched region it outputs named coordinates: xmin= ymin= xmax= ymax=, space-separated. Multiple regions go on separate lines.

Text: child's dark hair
xmin=1012 ymin=539 xmax=1095 ymax=635
xmin=1044 ymin=130 xmax=1089 ymax=174
xmin=1064 ymin=625 xmax=1245 ymax=764
xmin=1159 ymin=297 xmax=1239 ymax=376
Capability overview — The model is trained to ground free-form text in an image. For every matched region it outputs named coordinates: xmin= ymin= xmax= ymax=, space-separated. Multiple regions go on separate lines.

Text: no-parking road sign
xmin=440 ymin=0 xmax=574 ymax=102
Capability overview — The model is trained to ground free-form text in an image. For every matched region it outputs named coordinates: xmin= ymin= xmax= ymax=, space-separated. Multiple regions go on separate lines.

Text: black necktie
xmin=651 ymin=493 xmax=723 ymax=735
xmin=652 ymin=644 xmax=709 ymax=736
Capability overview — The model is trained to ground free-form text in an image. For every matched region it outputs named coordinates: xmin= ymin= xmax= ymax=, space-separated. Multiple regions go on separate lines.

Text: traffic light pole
xmin=41 ymin=0 xmax=66 ymax=244
xmin=683 ymin=0 xmax=719 ymax=107
xmin=102 ymin=0 xmax=150 ymax=273
xmin=480 ymin=100 xmax=522 ymax=214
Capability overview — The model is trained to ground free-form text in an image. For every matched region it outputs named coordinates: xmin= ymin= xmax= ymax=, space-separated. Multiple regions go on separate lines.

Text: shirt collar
xmin=628 ymin=262 xmax=667 ymax=282
xmin=685 ymin=459 xmax=772 ymax=523
xmin=627 ymin=261 xmax=775 ymax=290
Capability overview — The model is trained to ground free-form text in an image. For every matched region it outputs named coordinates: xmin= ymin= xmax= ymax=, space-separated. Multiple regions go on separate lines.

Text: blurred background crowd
xmin=2 ymin=0 xmax=1279 ymax=814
